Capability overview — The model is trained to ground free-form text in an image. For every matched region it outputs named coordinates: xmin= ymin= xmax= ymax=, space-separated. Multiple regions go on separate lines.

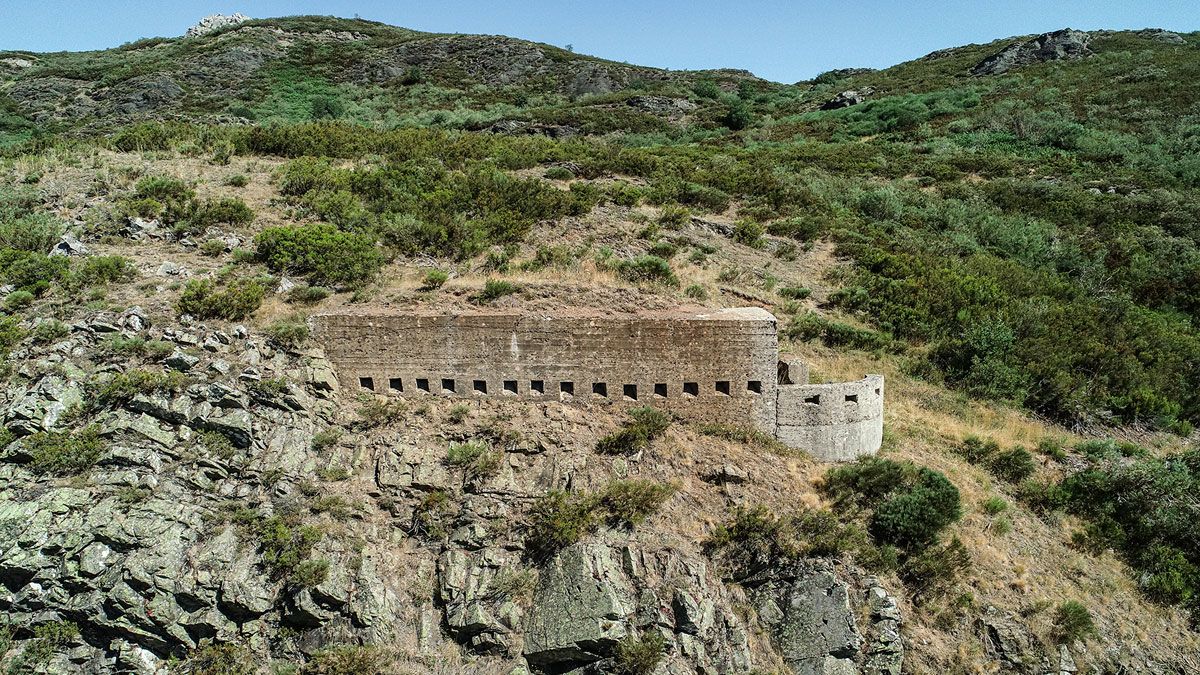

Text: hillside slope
xmin=0 ymin=15 xmax=1199 ymax=675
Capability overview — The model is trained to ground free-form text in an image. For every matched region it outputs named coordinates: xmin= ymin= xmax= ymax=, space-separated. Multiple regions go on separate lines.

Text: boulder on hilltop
xmin=185 ymin=13 xmax=251 ymax=38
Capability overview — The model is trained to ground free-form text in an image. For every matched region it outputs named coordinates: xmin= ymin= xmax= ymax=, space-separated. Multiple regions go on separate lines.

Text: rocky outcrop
xmin=520 ymin=542 xmax=752 ymax=674
xmin=185 ymin=13 xmax=251 ymax=38
xmin=748 ymin=565 xmax=862 ymax=675
xmin=972 ymin=29 xmax=1092 ymax=76
xmin=821 ymin=87 xmax=875 ymax=110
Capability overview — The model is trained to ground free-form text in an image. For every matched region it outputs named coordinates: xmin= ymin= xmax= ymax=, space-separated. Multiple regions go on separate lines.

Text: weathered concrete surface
xmin=777 ymin=375 xmax=884 ymax=461
xmin=313 ymin=308 xmax=884 ymax=461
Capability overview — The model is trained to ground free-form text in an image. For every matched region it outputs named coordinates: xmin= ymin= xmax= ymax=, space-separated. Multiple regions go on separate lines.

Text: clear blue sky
xmin=2 ymin=1 xmax=1198 ymax=82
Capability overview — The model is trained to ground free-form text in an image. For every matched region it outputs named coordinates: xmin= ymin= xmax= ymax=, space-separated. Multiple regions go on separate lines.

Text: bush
xmin=225 ymin=174 xmax=250 ymax=187
xmin=823 ymin=456 xmax=912 ymax=508
xmin=26 ymin=426 xmax=105 ymax=475
xmin=73 ymin=255 xmax=136 ymax=286
xmin=614 ymin=631 xmax=665 ymax=675
xmin=287 ymin=285 xmax=332 ymax=304
xmin=899 ymin=536 xmax=972 ymax=601
xmin=524 ymin=490 xmax=599 ymax=560
xmin=989 ymin=446 xmax=1037 ymax=483
xmin=94 ymin=369 xmax=189 ymax=407
xmin=420 ymin=269 xmax=449 ymax=290
xmin=684 ymin=284 xmax=708 ymax=300
xmin=177 ymin=278 xmax=265 ymax=320
xmin=1053 ymin=601 xmax=1097 ymax=642
xmin=596 ymin=407 xmax=672 ymax=456
xmin=617 ymin=255 xmax=678 ymax=285
xmin=182 ymin=197 xmax=255 ymax=235
xmin=474 ymin=279 xmax=519 ymax=303
xmin=32 ymin=320 xmax=68 ymax=344
xmin=707 ymin=505 xmax=886 ymax=578
xmin=786 ymin=312 xmax=893 ymax=352
xmin=732 ymin=219 xmax=765 ymax=247
xmin=0 ymin=249 xmax=69 ymax=296
xmin=264 ymin=317 xmax=310 ymax=349
xmin=597 ymin=479 xmax=676 ymax=528
xmin=301 ymin=645 xmax=385 ymax=675
xmin=778 ymin=286 xmax=812 ymax=300
xmin=256 ymin=224 xmax=383 ymax=288
xmin=958 ymin=436 xmax=1036 ymax=483
xmin=356 ymin=398 xmax=405 ymax=428
xmin=200 ymin=239 xmax=226 ymax=257
xmin=0 ymin=212 xmax=63 ymax=252
xmin=869 ymin=468 xmax=962 ymax=549
xmin=253 ymin=515 xmax=323 ymax=582
xmin=5 ymin=290 xmax=34 ymax=310
xmin=446 ymin=441 xmax=504 ymax=481
xmin=544 ymin=166 xmax=575 ymax=180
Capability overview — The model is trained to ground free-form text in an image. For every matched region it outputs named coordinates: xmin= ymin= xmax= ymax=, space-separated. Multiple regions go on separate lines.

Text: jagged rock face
xmin=185 ymin=13 xmax=251 ymax=38
xmin=820 ymin=87 xmax=875 ymax=110
xmin=520 ymin=542 xmax=752 ymax=674
xmin=972 ymin=29 xmax=1092 ymax=76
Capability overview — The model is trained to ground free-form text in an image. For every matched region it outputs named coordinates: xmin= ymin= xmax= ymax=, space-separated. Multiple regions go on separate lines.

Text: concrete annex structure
xmin=312 ymin=307 xmax=883 ymax=461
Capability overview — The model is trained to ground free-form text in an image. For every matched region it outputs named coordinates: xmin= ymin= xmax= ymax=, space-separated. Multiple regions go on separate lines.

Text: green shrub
xmin=870 ymin=468 xmax=962 ymax=549
xmin=732 ymin=219 xmax=765 ymax=247
xmin=293 ymin=558 xmax=331 ymax=588
xmin=1053 ymin=601 xmax=1097 ymax=642
xmin=356 ymin=398 xmax=405 ymax=428
xmin=287 ymin=285 xmax=332 ymax=304
xmin=311 ymin=429 xmax=342 ymax=452
xmin=446 ymin=441 xmax=504 ymax=481
xmin=989 ymin=446 xmax=1037 ymax=483
xmin=176 ymin=278 xmax=265 ymax=320
xmin=200 ymin=239 xmax=226 ymax=257
xmin=72 ymin=255 xmax=136 ymax=286
xmin=264 ymin=317 xmax=310 ymax=349
xmin=524 ymin=490 xmax=599 ymax=560
xmin=823 ymin=456 xmax=913 ymax=508
xmin=684 ymin=284 xmax=708 ymax=300
xmin=7 ymin=621 xmax=79 ymax=672
xmin=544 ymin=166 xmax=575 ymax=180
xmin=32 ymin=320 xmax=67 ymax=344
xmin=301 ymin=645 xmax=385 ymax=675
xmin=778 ymin=286 xmax=812 ymax=300
xmin=0 ymin=212 xmax=63 ymax=252
xmin=175 ymin=643 xmax=257 ymax=675
xmin=26 ymin=426 xmax=105 ymax=475
xmin=254 ymin=515 xmax=323 ymax=582
xmin=617 ymin=255 xmax=678 ymax=285
xmin=256 ymin=224 xmax=383 ymax=287
xmin=614 ymin=631 xmax=665 ymax=675
xmin=94 ymin=369 xmax=189 ymax=406
xmin=420 ymin=269 xmax=449 ymax=290
xmin=981 ymin=496 xmax=1008 ymax=516
xmin=657 ymin=203 xmax=690 ymax=227
xmin=786 ymin=312 xmax=893 ymax=352
xmin=899 ymin=536 xmax=972 ymax=601
xmin=412 ymin=489 xmax=453 ymax=538
xmin=0 ymin=249 xmax=69 ymax=296
xmin=225 ymin=174 xmax=250 ymax=187
xmin=596 ymin=407 xmax=672 ymax=455
xmin=0 ymin=314 xmax=26 ymax=357
xmin=5 ymin=290 xmax=34 ymax=310
xmin=183 ymin=197 xmax=255 ymax=235
xmin=706 ymin=505 xmax=886 ymax=579
xmin=474 ymin=279 xmax=519 ymax=303
xmin=597 ymin=479 xmax=676 ymax=528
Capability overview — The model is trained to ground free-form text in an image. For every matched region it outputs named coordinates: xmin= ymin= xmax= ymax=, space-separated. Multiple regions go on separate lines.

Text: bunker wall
xmin=775 ymin=375 xmax=884 ymax=461
xmin=312 ymin=309 xmax=780 ymax=432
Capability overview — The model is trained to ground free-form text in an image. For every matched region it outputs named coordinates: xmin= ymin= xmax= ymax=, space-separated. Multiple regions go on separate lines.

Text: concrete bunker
xmin=311 ymin=307 xmax=884 ymax=461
